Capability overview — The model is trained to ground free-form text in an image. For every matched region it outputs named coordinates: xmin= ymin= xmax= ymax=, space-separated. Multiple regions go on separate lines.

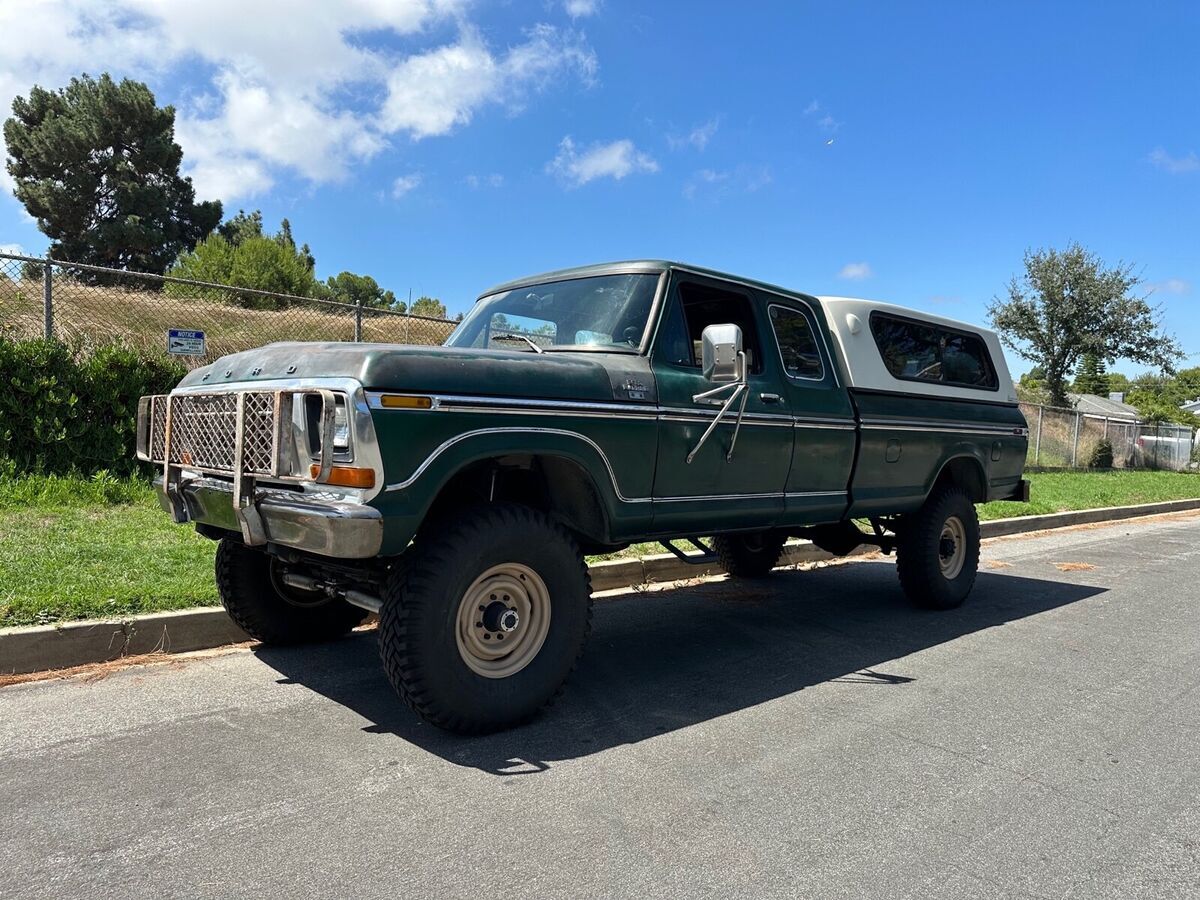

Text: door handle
xmin=760 ymin=392 xmax=782 ymax=403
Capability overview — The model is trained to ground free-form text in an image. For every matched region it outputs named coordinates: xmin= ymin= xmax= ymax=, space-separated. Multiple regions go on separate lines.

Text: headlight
xmin=305 ymin=392 xmax=353 ymax=459
xmin=332 ymin=397 xmax=350 ymax=451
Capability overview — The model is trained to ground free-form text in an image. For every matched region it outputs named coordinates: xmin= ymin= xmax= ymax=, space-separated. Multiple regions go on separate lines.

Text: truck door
xmin=761 ymin=298 xmax=856 ymax=524
xmin=649 ymin=275 xmax=793 ymax=532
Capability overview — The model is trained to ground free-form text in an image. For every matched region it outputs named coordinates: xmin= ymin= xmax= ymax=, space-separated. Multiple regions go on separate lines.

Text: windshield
xmin=445 ymin=273 xmax=661 ymax=353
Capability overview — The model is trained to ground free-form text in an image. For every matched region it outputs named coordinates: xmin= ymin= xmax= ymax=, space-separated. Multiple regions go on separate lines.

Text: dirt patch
xmin=984 ymin=559 xmax=1013 ymax=569
xmin=0 ymin=644 xmax=250 ymax=688
xmin=1054 ymin=562 xmax=1097 ymax=572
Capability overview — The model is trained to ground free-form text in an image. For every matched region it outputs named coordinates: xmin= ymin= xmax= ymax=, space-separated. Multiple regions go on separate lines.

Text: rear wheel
xmin=712 ymin=531 xmax=788 ymax=578
xmin=895 ymin=486 xmax=980 ymax=610
xmin=214 ymin=539 xmax=367 ymax=644
xmin=378 ymin=504 xmax=592 ymax=734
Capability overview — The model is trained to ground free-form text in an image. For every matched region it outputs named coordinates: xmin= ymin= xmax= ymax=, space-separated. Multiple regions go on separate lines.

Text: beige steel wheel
xmin=937 ymin=516 xmax=967 ymax=580
xmin=455 ymin=563 xmax=552 ymax=679
xmin=377 ymin=503 xmax=593 ymax=734
xmin=896 ymin=485 xmax=980 ymax=610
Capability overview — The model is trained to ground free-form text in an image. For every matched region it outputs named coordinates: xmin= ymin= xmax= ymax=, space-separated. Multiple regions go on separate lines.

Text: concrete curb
xmin=4 ymin=497 xmax=1200 ymax=676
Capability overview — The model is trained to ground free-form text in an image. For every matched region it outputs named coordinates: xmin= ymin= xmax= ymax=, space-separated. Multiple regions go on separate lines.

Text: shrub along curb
xmin=4 ymin=497 xmax=1200 ymax=677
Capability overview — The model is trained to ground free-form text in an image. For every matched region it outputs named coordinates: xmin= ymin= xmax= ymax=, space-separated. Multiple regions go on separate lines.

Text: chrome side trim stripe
xmin=383 ymin=425 xmax=851 ymax=504
xmin=369 ymin=392 xmax=858 ymax=430
xmin=653 ymin=490 xmax=847 ymax=504
xmin=861 ymin=420 xmax=1028 ymax=436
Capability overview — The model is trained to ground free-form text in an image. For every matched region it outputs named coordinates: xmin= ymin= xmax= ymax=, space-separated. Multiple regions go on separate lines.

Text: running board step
xmin=658 ymin=538 xmax=717 ymax=565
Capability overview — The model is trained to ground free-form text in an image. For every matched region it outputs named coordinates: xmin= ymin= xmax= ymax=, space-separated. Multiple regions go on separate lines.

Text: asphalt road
xmin=3 ymin=514 xmax=1199 ymax=899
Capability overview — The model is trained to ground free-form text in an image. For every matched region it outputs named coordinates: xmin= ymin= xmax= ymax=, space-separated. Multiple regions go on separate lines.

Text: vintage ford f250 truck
xmin=137 ymin=261 xmax=1029 ymax=733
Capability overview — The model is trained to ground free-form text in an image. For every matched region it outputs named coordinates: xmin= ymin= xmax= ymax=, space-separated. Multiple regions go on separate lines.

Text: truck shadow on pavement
xmin=254 ymin=560 xmax=1105 ymax=774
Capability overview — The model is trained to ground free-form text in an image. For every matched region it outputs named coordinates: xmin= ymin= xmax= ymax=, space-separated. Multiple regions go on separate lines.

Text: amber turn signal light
xmin=379 ymin=394 xmax=432 ymax=409
xmin=309 ymin=465 xmax=376 ymax=488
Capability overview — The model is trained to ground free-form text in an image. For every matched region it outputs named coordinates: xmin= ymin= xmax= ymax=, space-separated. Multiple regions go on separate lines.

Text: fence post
xmin=42 ymin=262 xmax=53 ymax=341
xmin=354 ymin=297 xmax=363 ymax=342
xmin=1034 ymin=405 xmax=1043 ymax=466
xmin=1071 ymin=410 xmax=1080 ymax=467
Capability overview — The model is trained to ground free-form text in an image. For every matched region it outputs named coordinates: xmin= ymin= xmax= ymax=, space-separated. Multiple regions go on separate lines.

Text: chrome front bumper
xmin=157 ymin=476 xmax=383 ymax=559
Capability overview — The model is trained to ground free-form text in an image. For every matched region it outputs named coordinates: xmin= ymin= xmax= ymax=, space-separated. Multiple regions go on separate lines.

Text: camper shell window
xmin=869 ymin=312 xmax=998 ymax=391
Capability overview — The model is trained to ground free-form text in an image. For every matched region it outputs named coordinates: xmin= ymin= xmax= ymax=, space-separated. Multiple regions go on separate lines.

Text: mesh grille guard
xmin=137 ymin=387 xmax=342 ymax=545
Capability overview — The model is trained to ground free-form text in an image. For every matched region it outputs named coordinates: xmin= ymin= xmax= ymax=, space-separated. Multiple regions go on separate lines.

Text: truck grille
xmin=144 ymin=391 xmax=285 ymax=476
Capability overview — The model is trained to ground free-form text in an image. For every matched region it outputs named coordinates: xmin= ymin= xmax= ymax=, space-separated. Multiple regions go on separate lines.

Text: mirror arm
xmin=686 ymin=351 xmax=749 ymax=464
xmin=724 ymin=378 xmax=751 ymax=462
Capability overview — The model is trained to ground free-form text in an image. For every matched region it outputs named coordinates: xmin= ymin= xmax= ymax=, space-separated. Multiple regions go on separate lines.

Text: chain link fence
xmin=1020 ymin=401 xmax=1196 ymax=471
xmin=0 ymin=251 xmax=458 ymax=367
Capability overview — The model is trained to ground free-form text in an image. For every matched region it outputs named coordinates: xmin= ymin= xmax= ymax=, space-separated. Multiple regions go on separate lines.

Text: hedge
xmin=0 ymin=338 xmax=185 ymax=476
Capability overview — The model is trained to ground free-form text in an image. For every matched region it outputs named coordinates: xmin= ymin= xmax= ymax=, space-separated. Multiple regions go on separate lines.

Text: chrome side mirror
xmin=700 ymin=323 xmax=743 ymax=383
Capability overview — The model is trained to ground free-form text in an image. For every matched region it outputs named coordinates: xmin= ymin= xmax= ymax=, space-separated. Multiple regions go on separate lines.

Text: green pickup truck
xmin=137 ymin=261 xmax=1029 ymax=733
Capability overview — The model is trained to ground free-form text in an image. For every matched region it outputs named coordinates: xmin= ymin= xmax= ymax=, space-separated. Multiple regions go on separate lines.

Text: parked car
xmin=1133 ymin=430 xmax=1193 ymax=470
xmin=137 ymin=261 xmax=1029 ymax=732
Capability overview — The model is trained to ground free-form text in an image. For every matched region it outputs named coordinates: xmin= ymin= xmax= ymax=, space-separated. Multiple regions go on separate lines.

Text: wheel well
xmin=932 ymin=456 xmax=987 ymax=504
xmin=423 ymin=454 xmax=613 ymax=547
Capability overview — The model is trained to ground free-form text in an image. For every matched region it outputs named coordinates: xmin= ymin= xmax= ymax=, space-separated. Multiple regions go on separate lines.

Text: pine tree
xmin=1074 ymin=352 xmax=1109 ymax=396
xmin=4 ymin=74 xmax=221 ymax=274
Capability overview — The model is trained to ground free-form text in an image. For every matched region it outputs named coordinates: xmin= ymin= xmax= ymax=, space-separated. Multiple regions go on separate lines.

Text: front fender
xmin=368 ymin=415 xmax=655 ymax=553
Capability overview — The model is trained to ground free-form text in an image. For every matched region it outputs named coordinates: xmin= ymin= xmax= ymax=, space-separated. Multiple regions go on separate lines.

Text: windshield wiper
xmin=492 ymin=333 xmax=545 ymax=354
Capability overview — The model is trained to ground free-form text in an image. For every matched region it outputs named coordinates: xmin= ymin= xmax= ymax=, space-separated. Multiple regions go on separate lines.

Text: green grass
xmin=1 ymin=469 xmax=1197 ymax=628
xmin=0 ymin=476 xmax=218 ymax=627
xmin=977 ymin=469 xmax=1200 ymax=520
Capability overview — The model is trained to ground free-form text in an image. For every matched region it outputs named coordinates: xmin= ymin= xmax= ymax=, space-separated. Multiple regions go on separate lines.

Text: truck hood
xmin=177 ymin=342 xmax=657 ymax=404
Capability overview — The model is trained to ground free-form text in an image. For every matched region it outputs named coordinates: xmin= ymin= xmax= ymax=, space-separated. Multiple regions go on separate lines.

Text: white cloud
xmin=564 ymin=0 xmax=600 ymax=17
xmin=838 ymin=262 xmax=872 ymax=280
xmin=465 ymin=173 xmax=504 ymax=188
xmin=391 ymin=173 xmax=422 ymax=198
xmin=0 ymin=3 xmax=595 ymax=202
xmin=682 ymin=164 xmax=771 ymax=200
xmin=804 ymin=99 xmax=841 ymax=134
xmin=1148 ymin=148 xmax=1200 ymax=175
xmin=0 ymin=243 xmax=25 ymax=256
xmin=667 ymin=118 xmax=719 ymax=151
xmin=547 ymin=136 xmax=658 ymax=187
xmin=381 ymin=25 xmax=596 ymax=139
xmin=1148 ymin=278 xmax=1191 ymax=295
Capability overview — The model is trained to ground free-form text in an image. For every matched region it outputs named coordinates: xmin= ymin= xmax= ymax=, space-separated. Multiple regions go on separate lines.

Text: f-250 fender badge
xmin=621 ymin=378 xmax=648 ymax=400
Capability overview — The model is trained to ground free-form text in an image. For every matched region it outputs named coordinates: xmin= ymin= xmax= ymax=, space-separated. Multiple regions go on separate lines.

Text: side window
xmin=768 ymin=305 xmax=824 ymax=380
xmin=870 ymin=313 xmax=997 ymax=390
xmin=662 ymin=282 xmax=764 ymax=373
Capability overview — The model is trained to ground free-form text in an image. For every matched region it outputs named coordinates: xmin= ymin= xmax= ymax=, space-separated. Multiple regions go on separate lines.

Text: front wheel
xmin=214 ymin=539 xmax=368 ymax=644
xmin=895 ymin=486 xmax=980 ymax=610
xmin=378 ymin=504 xmax=592 ymax=734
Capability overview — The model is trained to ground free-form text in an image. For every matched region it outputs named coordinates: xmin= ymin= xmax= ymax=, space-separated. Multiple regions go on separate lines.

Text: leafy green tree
xmin=226 ymin=237 xmax=319 ymax=302
xmin=325 ymin=271 xmax=400 ymax=309
xmin=409 ymin=295 xmax=448 ymax=319
xmin=1126 ymin=366 xmax=1200 ymax=426
xmin=988 ymin=244 xmax=1182 ymax=407
xmin=1107 ymin=372 xmax=1132 ymax=395
xmin=3 ymin=74 xmax=221 ymax=274
xmin=1072 ymin=352 xmax=1109 ymax=396
xmin=217 ymin=210 xmax=264 ymax=247
xmin=169 ymin=216 xmax=321 ymax=307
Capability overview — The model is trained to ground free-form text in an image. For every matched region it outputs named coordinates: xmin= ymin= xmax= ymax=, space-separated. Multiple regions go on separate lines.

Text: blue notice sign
xmin=167 ymin=329 xmax=206 ymax=356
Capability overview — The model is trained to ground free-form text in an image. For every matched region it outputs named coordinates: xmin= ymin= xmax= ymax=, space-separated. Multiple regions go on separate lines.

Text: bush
xmin=1087 ymin=438 xmax=1115 ymax=469
xmin=0 ymin=337 xmax=185 ymax=476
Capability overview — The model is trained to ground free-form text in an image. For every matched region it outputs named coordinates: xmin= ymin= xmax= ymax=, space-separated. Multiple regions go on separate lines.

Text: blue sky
xmin=1 ymin=1 xmax=1197 ymax=375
